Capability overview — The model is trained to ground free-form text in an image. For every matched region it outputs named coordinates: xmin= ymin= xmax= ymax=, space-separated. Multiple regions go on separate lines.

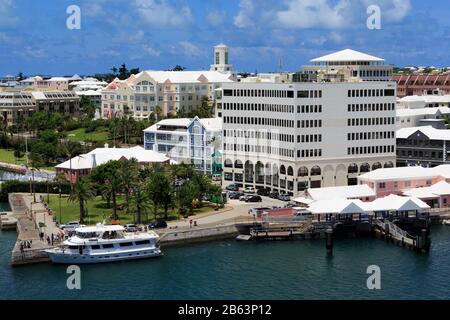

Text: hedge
xmin=0 ymin=180 xmax=72 ymax=202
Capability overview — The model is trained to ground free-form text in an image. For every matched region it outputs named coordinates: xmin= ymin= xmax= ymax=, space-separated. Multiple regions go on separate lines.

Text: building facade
xmin=396 ymin=126 xmax=450 ymax=167
xmin=143 ymin=117 xmax=222 ymax=175
xmin=101 ymin=44 xmax=235 ymax=120
xmin=0 ymin=91 xmax=35 ymax=127
xmin=30 ymin=91 xmax=80 ymax=116
xmin=394 ymin=74 xmax=450 ymax=97
xmin=221 ymin=49 xmax=397 ymax=196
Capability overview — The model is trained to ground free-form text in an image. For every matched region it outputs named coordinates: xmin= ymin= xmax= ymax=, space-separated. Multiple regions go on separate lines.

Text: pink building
xmin=358 ymin=165 xmax=450 ymax=199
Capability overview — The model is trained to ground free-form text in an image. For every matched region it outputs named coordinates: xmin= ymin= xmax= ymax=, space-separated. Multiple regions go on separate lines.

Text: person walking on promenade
xmin=51 ymin=234 xmax=54 ymax=246
xmin=46 ymin=235 xmax=50 ymax=245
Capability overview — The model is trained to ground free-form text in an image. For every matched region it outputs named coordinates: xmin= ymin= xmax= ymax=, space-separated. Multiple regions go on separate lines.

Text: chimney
xmin=104 ymin=143 xmax=109 ymax=149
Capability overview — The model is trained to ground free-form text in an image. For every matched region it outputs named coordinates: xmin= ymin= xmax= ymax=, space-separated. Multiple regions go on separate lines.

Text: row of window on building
xmin=224 ymin=143 xmax=295 ymax=158
xmin=223 ymin=89 xmax=295 ymax=98
xmin=347 ymin=88 xmax=395 ymax=98
xmin=347 ymin=131 xmax=395 ymax=141
xmin=223 ymin=116 xmax=295 ymax=128
xmin=347 ymin=145 xmax=395 ymax=155
xmin=347 ymin=103 xmax=395 ymax=112
xmin=298 ymin=149 xmax=322 ymax=158
xmin=223 ymin=103 xmax=294 ymax=113
xmin=347 ymin=117 xmax=395 ymax=126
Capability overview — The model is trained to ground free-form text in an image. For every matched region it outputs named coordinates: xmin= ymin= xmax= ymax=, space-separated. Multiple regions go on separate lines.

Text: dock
xmin=8 ymin=193 xmax=61 ymax=266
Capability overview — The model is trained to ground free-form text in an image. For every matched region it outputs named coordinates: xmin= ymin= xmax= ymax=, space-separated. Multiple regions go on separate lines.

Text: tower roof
xmin=311 ymin=49 xmax=384 ymax=63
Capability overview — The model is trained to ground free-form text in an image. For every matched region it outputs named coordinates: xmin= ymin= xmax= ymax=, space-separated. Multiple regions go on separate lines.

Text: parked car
xmin=225 ymin=184 xmax=240 ymax=191
xmin=149 ymin=220 xmax=168 ymax=229
xmin=294 ymin=209 xmax=312 ymax=217
xmin=248 ymin=207 xmax=272 ymax=217
xmin=60 ymin=221 xmax=85 ymax=232
xmin=124 ymin=224 xmax=140 ymax=232
xmin=269 ymin=192 xmax=279 ymax=199
xmin=278 ymin=193 xmax=291 ymax=201
xmin=245 ymin=195 xmax=262 ymax=203
xmin=257 ymin=188 xmax=271 ymax=196
xmin=239 ymin=194 xmax=252 ymax=201
xmin=228 ymin=191 xmax=244 ymax=199
xmin=244 ymin=186 xmax=256 ymax=193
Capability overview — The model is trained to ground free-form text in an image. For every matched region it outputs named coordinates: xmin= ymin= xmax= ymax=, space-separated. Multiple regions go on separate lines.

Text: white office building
xmin=221 ymin=49 xmax=397 ymax=195
xmin=143 ymin=117 xmax=222 ymax=174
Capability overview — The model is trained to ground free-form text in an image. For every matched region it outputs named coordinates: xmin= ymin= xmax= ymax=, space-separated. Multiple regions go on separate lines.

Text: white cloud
xmin=84 ymin=3 xmax=103 ymax=17
xmin=178 ymin=41 xmax=203 ymax=57
xmin=0 ymin=0 xmax=17 ymax=26
xmin=276 ymin=0 xmax=347 ymax=29
xmin=206 ymin=10 xmax=226 ymax=27
xmin=234 ymin=0 xmax=255 ymax=28
xmin=134 ymin=0 xmax=193 ymax=28
xmin=275 ymin=0 xmax=412 ymax=29
xmin=143 ymin=45 xmax=161 ymax=57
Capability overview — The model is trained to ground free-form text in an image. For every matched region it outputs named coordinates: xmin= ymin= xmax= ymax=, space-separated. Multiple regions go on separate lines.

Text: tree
xmin=191 ymin=172 xmax=212 ymax=207
xmin=111 ymin=66 xmax=118 ymax=75
xmin=91 ymin=160 xmax=122 ymax=220
xmin=28 ymin=152 xmax=44 ymax=202
xmin=118 ymin=63 xmax=129 ymax=80
xmin=176 ymin=181 xmax=198 ymax=217
xmin=68 ymin=177 xmax=94 ymax=224
xmin=130 ymin=182 xmax=151 ymax=224
xmin=119 ymin=158 xmax=140 ymax=214
xmin=147 ymin=172 xmax=173 ymax=220
xmin=79 ymin=96 xmax=96 ymax=119
xmin=171 ymin=65 xmax=186 ymax=71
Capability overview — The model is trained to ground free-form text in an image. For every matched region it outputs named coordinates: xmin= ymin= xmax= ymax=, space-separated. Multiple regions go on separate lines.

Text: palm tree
xmin=120 ymin=158 xmax=139 ymax=214
xmin=103 ymin=172 xmax=123 ymax=221
xmin=68 ymin=177 xmax=94 ymax=224
xmin=130 ymin=183 xmax=151 ymax=224
xmin=147 ymin=172 xmax=173 ymax=221
xmin=28 ymin=152 xmax=44 ymax=203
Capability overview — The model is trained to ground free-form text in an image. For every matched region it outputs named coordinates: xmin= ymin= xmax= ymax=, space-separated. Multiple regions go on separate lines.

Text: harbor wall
xmin=159 ymin=224 xmax=239 ymax=247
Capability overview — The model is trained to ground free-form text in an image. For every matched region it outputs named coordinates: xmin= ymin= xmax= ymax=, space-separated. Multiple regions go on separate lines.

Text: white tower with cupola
xmin=210 ymin=44 xmax=233 ymax=74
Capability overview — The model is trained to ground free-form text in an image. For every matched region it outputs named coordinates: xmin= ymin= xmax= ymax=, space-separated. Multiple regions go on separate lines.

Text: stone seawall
xmin=159 ymin=224 xmax=239 ymax=247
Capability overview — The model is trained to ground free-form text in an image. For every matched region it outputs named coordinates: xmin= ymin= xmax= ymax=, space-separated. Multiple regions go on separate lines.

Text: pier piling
xmin=326 ymin=228 xmax=333 ymax=256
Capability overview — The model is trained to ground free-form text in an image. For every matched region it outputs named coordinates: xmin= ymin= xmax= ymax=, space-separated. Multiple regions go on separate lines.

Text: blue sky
xmin=1 ymin=0 xmax=450 ymax=76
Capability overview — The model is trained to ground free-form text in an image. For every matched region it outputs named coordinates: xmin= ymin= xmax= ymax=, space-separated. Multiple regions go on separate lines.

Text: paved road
xmin=167 ymin=196 xmax=286 ymax=228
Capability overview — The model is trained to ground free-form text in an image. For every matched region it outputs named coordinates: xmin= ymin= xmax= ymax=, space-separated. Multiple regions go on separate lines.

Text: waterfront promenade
xmin=8 ymin=193 xmax=60 ymax=265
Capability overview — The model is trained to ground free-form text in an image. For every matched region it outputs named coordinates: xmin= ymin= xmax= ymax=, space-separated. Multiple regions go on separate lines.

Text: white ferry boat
xmin=44 ymin=224 xmax=162 ymax=264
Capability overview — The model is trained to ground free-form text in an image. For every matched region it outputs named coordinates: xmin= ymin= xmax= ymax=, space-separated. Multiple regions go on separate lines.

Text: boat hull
xmin=45 ymin=248 xmax=163 ymax=264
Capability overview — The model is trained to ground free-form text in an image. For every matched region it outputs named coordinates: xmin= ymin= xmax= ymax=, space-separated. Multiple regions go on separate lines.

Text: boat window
xmin=76 ymin=231 xmax=98 ymax=238
xmin=68 ymin=246 xmax=78 ymax=250
xmin=119 ymin=242 xmax=134 ymax=247
xmin=91 ymin=245 xmax=101 ymax=250
xmin=102 ymin=244 xmax=114 ymax=249
xmin=135 ymin=240 xmax=151 ymax=245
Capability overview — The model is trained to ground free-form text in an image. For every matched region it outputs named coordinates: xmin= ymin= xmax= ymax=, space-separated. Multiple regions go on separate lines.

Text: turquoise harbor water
xmin=1 ymin=202 xmax=449 ymax=300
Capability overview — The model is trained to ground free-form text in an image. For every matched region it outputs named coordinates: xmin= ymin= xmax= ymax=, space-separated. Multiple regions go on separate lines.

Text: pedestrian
xmin=20 ymin=242 xmax=24 ymax=253
xmin=46 ymin=236 xmax=50 ymax=245
xmin=189 ymin=219 xmax=193 ymax=228
xmin=51 ymin=234 xmax=54 ymax=246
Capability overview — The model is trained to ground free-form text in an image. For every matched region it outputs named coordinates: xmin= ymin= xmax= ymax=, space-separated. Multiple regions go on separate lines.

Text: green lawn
xmin=66 ymin=127 xmax=109 ymax=143
xmin=0 ymin=148 xmax=27 ymax=165
xmin=48 ymin=194 xmax=216 ymax=226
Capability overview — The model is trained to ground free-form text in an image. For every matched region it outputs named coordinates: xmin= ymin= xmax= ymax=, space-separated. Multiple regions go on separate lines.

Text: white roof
xmin=396 ymin=126 xmax=450 ymax=141
xmin=75 ymin=90 xmax=102 ymax=96
xmin=399 ymin=95 xmax=450 ymax=104
xmin=364 ymin=194 xmax=430 ymax=211
xmin=75 ymin=224 xmax=125 ymax=233
xmin=396 ymin=107 xmax=450 ymax=117
xmin=144 ymin=117 xmax=222 ymax=132
xmin=138 ymin=70 xmax=234 ymax=84
xmin=30 ymin=91 xmax=46 ymax=99
xmin=311 ymin=49 xmax=384 ymax=63
xmin=292 ymin=197 xmax=315 ymax=205
xmin=402 ymin=181 xmax=450 ymax=198
xmin=307 ymin=184 xmax=375 ymax=200
xmin=359 ymin=166 xmax=437 ymax=182
xmin=56 ymin=146 xmax=169 ymax=170
xmin=307 ymin=198 xmax=366 ymax=214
